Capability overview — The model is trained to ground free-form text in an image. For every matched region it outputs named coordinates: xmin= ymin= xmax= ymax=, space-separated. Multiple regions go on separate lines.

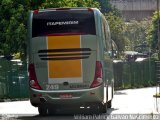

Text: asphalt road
xmin=0 ymin=87 xmax=160 ymax=120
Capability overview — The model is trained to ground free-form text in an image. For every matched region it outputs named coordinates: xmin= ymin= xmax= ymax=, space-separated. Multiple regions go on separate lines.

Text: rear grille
xmin=38 ymin=48 xmax=91 ymax=60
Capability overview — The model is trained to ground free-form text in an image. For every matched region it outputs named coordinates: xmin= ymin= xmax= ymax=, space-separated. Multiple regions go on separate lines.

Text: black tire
xmin=101 ymin=103 xmax=107 ymax=113
xmin=89 ymin=104 xmax=98 ymax=114
xmin=38 ymin=106 xmax=49 ymax=116
xmin=89 ymin=103 xmax=104 ymax=114
xmin=90 ymin=103 xmax=107 ymax=114
xmin=107 ymin=100 xmax=112 ymax=108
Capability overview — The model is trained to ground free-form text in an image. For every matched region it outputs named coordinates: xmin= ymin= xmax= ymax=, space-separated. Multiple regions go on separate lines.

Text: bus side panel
xmin=81 ymin=35 xmax=97 ymax=85
xmin=32 ymin=37 xmax=48 ymax=86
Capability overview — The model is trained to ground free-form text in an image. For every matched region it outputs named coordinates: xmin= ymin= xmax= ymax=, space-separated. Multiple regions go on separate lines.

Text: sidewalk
xmin=108 ymin=87 xmax=160 ymax=114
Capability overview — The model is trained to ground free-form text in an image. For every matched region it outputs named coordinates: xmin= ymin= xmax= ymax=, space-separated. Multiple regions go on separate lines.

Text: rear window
xmin=32 ymin=10 xmax=96 ymax=37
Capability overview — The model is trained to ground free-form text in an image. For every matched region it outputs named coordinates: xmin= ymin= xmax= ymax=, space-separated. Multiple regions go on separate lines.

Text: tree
xmin=125 ymin=20 xmax=151 ymax=52
xmin=105 ymin=12 xmax=126 ymax=52
xmin=146 ymin=11 xmax=160 ymax=59
xmin=30 ymin=0 xmax=45 ymax=9
xmin=0 ymin=0 xmax=99 ymax=58
xmin=35 ymin=0 xmax=99 ymax=9
xmin=97 ymin=0 xmax=111 ymax=13
xmin=147 ymin=11 xmax=159 ymax=52
xmin=0 ymin=0 xmax=29 ymax=57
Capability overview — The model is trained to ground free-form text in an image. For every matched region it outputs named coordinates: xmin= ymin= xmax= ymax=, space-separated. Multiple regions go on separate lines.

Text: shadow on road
xmin=17 ymin=114 xmax=75 ymax=120
xmin=13 ymin=108 xmax=119 ymax=120
xmin=107 ymin=108 xmax=119 ymax=114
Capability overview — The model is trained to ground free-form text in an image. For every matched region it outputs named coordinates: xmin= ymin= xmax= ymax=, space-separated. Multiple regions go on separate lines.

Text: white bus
xmin=28 ymin=8 xmax=114 ymax=115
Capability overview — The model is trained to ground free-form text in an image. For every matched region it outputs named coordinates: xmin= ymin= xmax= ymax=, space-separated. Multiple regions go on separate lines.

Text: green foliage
xmin=0 ymin=0 xmax=29 ymax=57
xmin=32 ymin=0 xmax=100 ymax=9
xmin=0 ymin=0 xmax=100 ymax=58
xmin=105 ymin=14 xmax=151 ymax=53
xmin=97 ymin=0 xmax=111 ymax=13
xmin=1 ymin=0 xmax=123 ymax=59
xmin=105 ymin=12 xmax=126 ymax=52
xmin=147 ymin=11 xmax=159 ymax=51
xmin=125 ymin=20 xmax=151 ymax=51
xmin=30 ymin=0 xmax=45 ymax=9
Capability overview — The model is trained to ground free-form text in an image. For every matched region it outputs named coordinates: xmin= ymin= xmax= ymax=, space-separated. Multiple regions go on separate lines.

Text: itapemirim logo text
xmin=47 ymin=21 xmax=79 ymax=26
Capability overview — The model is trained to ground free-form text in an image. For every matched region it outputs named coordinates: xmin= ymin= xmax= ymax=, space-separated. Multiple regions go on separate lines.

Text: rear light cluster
xmin=90 ymin=61 xmax=103 ymax=88
xmin=28 ymin=64 xmax=42 ymax=90
xmin=33 ymin=10 xmax=39 ymax=14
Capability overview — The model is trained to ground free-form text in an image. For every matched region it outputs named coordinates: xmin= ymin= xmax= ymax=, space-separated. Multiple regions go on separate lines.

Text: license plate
xmin=60 ymin=93 xmax=72 ymax=99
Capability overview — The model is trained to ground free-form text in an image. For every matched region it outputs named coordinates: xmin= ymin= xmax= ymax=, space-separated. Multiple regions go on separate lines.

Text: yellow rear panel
xmin=47 ymin=35 xmax=82 ymax=83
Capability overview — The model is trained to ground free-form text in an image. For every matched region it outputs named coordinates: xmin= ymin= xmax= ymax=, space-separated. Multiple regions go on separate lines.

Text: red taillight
xmin=33 ymin=10 xmax=39 ymax=14
xmin=88 ymin=8 xmax=93 ymax=12
xmin=90 ymin=61 xmax=103 ymax=88
xmin=28 ymin=64 xmax=42 ymax=90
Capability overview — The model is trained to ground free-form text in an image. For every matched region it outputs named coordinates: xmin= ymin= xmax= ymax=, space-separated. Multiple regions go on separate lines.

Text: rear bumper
xmin=29 ymin=85 xmax=104 ymax=107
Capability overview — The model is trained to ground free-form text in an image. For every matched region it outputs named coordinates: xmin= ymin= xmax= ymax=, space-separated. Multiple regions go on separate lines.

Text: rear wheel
xmin=90 ymin=104 xmax=99 ymax=114
xmin=100 ymin=100 xmax=112 ymax=113
xmin=107 ymin=100 xmax=112 ymax=108
xmin=101 ymin=103 xmax=107 ymax=113
xmin=89 ymin=103 xmax=101 ymax=114
xmin=38 ymin=105 xmax=49 ymax=116
xmin=89 ymin=103 xmax=107 ymax=114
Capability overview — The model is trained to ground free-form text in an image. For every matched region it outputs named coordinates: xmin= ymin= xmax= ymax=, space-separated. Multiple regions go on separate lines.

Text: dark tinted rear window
xmin=32 ymin=10 xmax=96 ymax=37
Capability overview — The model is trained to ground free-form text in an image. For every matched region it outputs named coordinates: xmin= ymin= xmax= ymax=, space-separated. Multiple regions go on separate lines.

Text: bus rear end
xmin=28 ymin=8 xmax=105 ymax=114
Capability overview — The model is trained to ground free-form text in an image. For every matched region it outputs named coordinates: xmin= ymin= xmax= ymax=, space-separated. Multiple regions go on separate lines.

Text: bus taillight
xmin=29 ymin=64 xmax=42 ymax=90
xmin=90 ymin=61 xmax=103 ymax=88
xmin=33 ymin=10 xmax=39 ymax=14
